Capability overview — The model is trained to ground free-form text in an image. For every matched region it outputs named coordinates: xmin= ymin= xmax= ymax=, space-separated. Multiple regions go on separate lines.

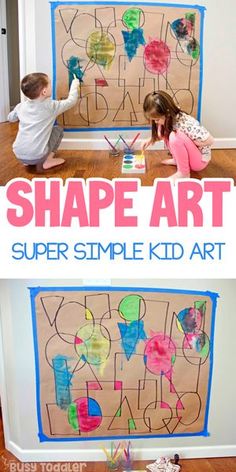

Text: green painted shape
xmin=185 ymin=12 xmax=196 ymax=26
xmin=194 ymin=300 xmax=206 ymax=315
xmin=128 ymin=418 xmax=136 ymax=430
xmin=68 ymin=402 xmax=79 ymax=431
xmin=200 ymin=337 xmax=210 ymax=358
xmin=123 ymin=164 xmax=133 ymax=169
xmin=171 ymin=354 xmax=176 ymax=365
xmin=119 ymin=294 xmax=142 ymax=322
xmin=123 ymin=8 xmax=141 ymax=30
xmin=116 ymin=407 xmax=121 ymax=417
xmin=191 ymin=42 xmax=200 ymax=60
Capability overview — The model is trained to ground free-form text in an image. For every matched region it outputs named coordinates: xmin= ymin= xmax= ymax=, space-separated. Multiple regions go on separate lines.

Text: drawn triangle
xmin=108 ymin=396 xmax=135 ymax=430
xmin=41 ymin=296 xmax=64 ymax=326
xmin=113 ymin=92 xmax=138 ymax=123
xmin=59 ymin=9 xmax=78 ymax=34
xmin=162 ymin=416 xmax=182 ymax=434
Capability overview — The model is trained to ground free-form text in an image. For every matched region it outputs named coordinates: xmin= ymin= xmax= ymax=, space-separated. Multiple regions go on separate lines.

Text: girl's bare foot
xmin=162 ymin=158 xmax=176 ymax=166
xmin=168 ymin=171 xmax=190 ymax=183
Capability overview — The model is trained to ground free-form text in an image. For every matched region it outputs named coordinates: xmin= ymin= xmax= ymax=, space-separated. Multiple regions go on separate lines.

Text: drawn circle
xmin=122 ymin=8 xmax=145 ymax=30
xmin=144 ymin=40 xmax=171 ymax=74
xmin=124 ymin=154 xmax=134 ymax=159
xmin=177 ymin=392 xmax=201 ymax=426
xmin=182 ymin=331 xmax=210 ymax=365
xmin=172 ymin=89 xmax=194 ymax=115
xmin=68 ymin=397 xmax=102 ymax=432
xmin=99 ymin=309 xmax=122 ymax=342
xmin=70 ymin=13 xmax=103 ymax=48
xmin=135 ymin=164 xmax=145 ymax=169
xmin=144 ymin=401 xmax=173 ymax=430
xmin=118 ymin=294 xmax=146 ymax=322
xmin=124 ymin=160 xmax=133 ymax=164
xmin=55 ymin=301 xmax=94 ymax=343
xmin=123 ymin=164 xmax=133 ymax=169
xmin=86 ymin=30 xmax=116 ymax=68
xmin=45 ymin=332 xmax=84 ymax=372
xmin=144 ymin=333 xmax=176 ymax=375
xmin=75 ymin=323 xmax=111 ymax=365
xmin=78 ymin=93 xmax=108 ymax=124
xmin=107 ymin=19 xmax=126 ymax=47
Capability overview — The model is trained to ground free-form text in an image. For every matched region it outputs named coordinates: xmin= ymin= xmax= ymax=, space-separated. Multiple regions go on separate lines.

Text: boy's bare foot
xmin=43 ymin=158 xmax=65 ymax=169
xmin=162 ymin=158 xmax=176 ymax=166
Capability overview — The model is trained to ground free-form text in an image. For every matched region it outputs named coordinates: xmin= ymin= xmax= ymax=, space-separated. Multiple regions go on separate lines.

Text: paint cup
xmin=106 ymin=460 xmax=119 ymax=471
xmin=109 ymin=149 xmax=120 ymax=157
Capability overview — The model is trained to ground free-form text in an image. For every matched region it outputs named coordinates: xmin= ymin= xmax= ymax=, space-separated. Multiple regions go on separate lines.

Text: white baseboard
xmin=6 ymin=440 xmax=236 ymax=463
xmin=60 ymin=138 xmax=236 ymax=151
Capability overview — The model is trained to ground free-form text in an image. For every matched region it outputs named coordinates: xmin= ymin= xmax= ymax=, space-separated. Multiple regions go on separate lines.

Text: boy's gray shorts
xmin=19 ymin=126 xmax=64 ymax=165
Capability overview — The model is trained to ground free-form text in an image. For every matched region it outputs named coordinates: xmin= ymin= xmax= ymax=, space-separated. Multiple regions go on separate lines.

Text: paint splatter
xmin=122 ymin=28 xmax=145 ymax=61
xmin=144 ymin=40 xmax=171 ymax=74
xmin=186 ymin=37 xmax=200 ymax=60
xmin=144 ymin=332 xmax=176 ymax=375
xmin=122 ymin=8 xmax=142 ymax=30
xmin=177 ymin=307 xmax=202 ymax=333
xmin=87 ymin=31 xmax=115 ymax=69
xmin=67 ymin=56 xmax=84 ymax=88
xmin=75 ymin=324 xmax=110 ymax=366
xmin=171 ymin=18 xmax=192 ymax=40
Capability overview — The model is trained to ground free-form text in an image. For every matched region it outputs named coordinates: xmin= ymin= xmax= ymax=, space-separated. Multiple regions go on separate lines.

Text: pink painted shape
xmin=87 ymin=381 xmax=102 ymax=390
xmin=75 ymin=337 xmax=83 ymax=345
xmin=144 ymin=40 xmax=171 ymax=74
xmin=144 ymin=333 xmax=176 ymax=375
xmin=76 ymin=397 xmax=102 ymax=432
xmin=114 ymin=381 xmax=123 ymax=390
xmin=176 ymin=399 xmax=184 ymax=410
xmin=161 ymin=401 xmax=170 ymax=409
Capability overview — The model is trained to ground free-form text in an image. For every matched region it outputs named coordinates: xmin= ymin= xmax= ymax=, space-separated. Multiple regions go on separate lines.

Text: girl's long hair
xmin=143 ymin=91 xmax=184 ymax=140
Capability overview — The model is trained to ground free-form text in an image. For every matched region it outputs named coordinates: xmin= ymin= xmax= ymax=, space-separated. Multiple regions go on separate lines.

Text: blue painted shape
xmin=67 ymin=56 xmax=84 ymax=88
xmin=88 ymin=397 xmax=102 ymax=417
xmin=118 ymin=320 xmax=147 ymax=360
xmin=52 ymin=355 xmax=73 ymax=410
xmin=122 ymin=28 xmax=145 ymax=61
xmin=124 ymin=154 xmax=134 ymax=159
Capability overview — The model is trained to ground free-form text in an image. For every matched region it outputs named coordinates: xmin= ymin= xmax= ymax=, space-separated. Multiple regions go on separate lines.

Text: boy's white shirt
xmin=8 ymin=79 xmax=79 ymax=161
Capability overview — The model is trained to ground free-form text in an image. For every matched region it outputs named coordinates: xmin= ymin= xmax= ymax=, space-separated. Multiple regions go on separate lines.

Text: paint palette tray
xmin=122 ymin=153 xmax=146 ymax=173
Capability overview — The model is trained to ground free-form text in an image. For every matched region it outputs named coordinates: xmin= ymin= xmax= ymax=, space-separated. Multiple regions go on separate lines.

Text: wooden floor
xmin=1 ymin=410 xmax=236 ymax=471
xmin=0 ymin=122 xmax=236 ymax=185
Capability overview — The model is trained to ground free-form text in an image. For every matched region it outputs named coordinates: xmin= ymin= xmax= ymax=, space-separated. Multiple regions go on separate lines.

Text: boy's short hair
xmin=21 ymin=73 xmax=49 ymax=99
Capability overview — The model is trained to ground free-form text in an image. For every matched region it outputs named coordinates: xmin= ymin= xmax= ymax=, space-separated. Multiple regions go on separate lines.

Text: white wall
xmin=0 ymin=279 xmax=236 ymax=462
xmin=19 ymin=0 xmax=236 ymax=148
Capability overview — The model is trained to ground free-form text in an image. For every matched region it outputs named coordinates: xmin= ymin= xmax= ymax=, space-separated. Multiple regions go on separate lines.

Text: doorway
xmin=0 ymin=0 xmax=20 ymax=122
